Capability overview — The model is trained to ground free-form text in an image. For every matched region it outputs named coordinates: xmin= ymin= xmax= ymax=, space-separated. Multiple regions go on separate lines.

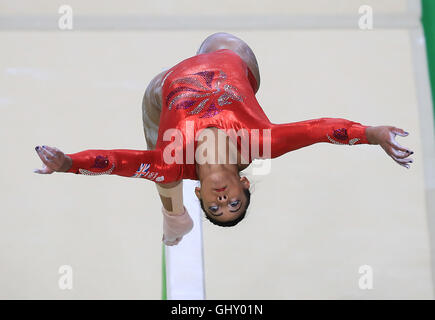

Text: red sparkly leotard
xmin=66 ymin=49 xmax=370 ymax=183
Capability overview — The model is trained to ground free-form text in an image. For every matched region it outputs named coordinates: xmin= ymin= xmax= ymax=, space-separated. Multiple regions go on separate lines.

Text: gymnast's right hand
xmin=34 ymin=145 xmax=72 ymax=174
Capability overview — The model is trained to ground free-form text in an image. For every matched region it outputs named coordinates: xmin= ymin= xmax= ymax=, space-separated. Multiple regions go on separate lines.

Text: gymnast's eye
xmin=209 ymin=206 xmax=218 ymax=212
xmin=229 ymin=200 xmax=240 ymax=208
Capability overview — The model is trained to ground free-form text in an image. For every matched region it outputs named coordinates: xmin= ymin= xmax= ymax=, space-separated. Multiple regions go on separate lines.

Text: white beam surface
xmin=165 ymin=180 xmax=206 ymax=300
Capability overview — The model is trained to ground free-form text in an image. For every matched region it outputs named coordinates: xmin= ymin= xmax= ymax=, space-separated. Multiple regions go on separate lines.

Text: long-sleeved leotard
xmin=66 ymin=49 xmax=370 ymax=183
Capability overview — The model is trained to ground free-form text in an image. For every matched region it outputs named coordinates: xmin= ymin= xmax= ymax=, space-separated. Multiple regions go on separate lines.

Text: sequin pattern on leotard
xmin=165 ymin=70 xmax=245 ymax=118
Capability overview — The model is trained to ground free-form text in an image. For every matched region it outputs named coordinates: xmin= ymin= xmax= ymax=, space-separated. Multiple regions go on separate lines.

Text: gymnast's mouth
xmin=214 ymin=186 xmax=227 ymax=192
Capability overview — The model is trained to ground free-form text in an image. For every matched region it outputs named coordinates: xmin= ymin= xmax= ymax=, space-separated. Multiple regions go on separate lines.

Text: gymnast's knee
xmin=197 ymin=32 xmax=242 ymax=55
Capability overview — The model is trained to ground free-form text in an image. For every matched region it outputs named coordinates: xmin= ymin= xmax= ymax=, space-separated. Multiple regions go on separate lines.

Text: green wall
xmin=162 ymin=244 xmax=167 ymax=300
xmin=422 ymin=0 xmax=435 ymax=120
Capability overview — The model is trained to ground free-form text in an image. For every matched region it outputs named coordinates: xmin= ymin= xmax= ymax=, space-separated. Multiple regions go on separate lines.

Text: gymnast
xmin=34 ymin=32 xmax=414 ymax=246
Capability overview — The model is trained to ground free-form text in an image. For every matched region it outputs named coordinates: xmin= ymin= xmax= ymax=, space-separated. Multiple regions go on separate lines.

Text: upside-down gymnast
xmin=34 ymin=32 xmax=414 ymax=246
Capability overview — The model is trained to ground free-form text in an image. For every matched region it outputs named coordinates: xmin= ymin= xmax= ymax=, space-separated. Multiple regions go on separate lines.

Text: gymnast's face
xmin=195 ymin=170 xmax=250 ymax=223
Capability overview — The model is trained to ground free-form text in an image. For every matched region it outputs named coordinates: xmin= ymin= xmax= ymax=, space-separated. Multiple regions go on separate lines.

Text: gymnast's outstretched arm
xmin=267 ymin=118 xmax=414 ymax=168
xmin=33 ymin=145 xmax=181 ymax=183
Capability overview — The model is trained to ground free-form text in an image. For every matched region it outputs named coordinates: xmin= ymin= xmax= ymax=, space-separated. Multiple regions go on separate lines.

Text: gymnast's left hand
xmin=34 ymin=145 xmax=72 ymax=174
xmin=365 ymin=126 xmax=414 ymax=169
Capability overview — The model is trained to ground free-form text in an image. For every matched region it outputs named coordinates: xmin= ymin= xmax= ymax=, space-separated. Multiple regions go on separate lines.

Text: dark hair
xmin=199 ymin=188 xmax=251 ymax=227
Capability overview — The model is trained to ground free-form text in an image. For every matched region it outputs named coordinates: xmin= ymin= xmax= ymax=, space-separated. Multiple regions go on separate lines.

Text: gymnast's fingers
xmin=390 ymin=147 xmax=413 ymax=160
xmin=391 ymin=127 xmax=409 ymax=137
xmin=35 ymin=146 xmax=59 ymax=171
xmin=381 ymin=144 xmax=412 ymax=168
xmin=35 ymin=146 xmax=50 ymax=165
xmin=40 ymin=146 xmax=64 ymax=168
xmin=390 ymin=153 xmax=413 ymax=169
xmin=388 ymin=132 xmax=412 ymax=154
xmin=33 ymin=163 xmax=54 ymax=174
xmin=391 ymin=154 xmax=413 ymax=165
xmin=43 ymin=145 xmax=61 ymax=158
xmin=40 ymin=146 xmax=56 ymax=159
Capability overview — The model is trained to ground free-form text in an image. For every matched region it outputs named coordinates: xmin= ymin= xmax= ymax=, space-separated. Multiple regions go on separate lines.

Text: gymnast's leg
xmin=142 ymin=70 xmax=166 ymax=150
